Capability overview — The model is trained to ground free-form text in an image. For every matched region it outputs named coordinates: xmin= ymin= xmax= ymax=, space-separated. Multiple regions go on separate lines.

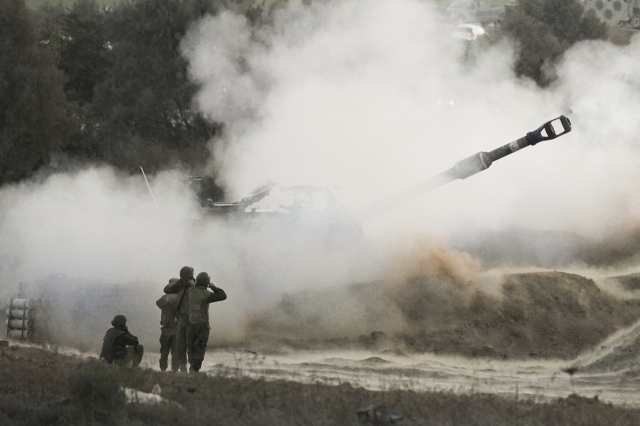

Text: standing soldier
xmin=187 ymin=272 xmax=227 ymax=373
xmin=99 ymin=315 xmax=144 ymax=367
xmin=156 ymin=283 xmax=179 ymax=372
xmin=164 ymin=266 xmax=195 ymax=372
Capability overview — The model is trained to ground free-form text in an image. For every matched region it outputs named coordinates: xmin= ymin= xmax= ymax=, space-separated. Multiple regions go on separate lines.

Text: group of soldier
xmin=99 ymin=266 xmax=227 ymax=373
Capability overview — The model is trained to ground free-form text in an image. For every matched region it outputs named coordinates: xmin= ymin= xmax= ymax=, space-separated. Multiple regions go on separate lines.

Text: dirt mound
xmin=609 ymin=273 xmax=640 ymax=292
xmin=244 ymin=272 xmax=640 ymax=359
xmin=401 ymin=272 xmax=640 ymax=359
xmin=578 ymin=330 xmax=640 ymax=374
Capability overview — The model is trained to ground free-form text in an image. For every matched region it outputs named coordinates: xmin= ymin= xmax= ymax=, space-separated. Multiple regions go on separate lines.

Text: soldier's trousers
xmin=175 ymin=314 xmax=190 ymax=371
xmin=159 ymin=327 xmax=178 ymax=371
xmin=113 ymin=345 xmax=144 ymax=368
xmin=186 ymin=322 xmax=210 ymax=371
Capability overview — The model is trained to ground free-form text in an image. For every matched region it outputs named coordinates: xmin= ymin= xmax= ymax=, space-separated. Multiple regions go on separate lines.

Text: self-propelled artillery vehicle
xmin=189 ymin=115 xmax=571 ymax=225
xmin=6 ymin=115 xmax=572 ymax=343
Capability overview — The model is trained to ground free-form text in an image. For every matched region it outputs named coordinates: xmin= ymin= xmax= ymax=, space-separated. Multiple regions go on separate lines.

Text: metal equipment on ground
xmin=5 ymin=298 xmax=41 ymax=340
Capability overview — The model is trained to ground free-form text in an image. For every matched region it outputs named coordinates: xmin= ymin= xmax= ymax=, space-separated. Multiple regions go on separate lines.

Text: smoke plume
xmin=183 ymin=0 xmax=640 ymax=242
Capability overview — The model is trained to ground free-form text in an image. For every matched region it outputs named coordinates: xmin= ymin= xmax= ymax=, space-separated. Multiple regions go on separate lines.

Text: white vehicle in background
xmin=452 ymin=23 xmax=486 ymax=41
xmin=446 ymin=0 xmax=505 ymax=24
xmin=583 ymin=0 xmax=640 ymax=29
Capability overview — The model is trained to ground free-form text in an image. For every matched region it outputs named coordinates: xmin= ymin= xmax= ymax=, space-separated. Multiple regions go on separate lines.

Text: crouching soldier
xmin=99 ymin=315 xmax=144 ymax=367
xmin=187 ymin=272 xmax=227 ymax=373
xmin=156 ymin=286 xmax=180 ymax=372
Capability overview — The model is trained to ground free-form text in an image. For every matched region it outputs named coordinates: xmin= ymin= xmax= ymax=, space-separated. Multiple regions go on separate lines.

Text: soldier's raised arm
xmin=206 ymin=284 xmax=227 ymax=303
xmin=163 ymin=277 xmax=180 ymax=294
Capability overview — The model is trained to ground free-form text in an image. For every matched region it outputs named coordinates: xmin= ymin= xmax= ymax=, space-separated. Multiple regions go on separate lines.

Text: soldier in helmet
xmin=186 ymin=272 xmax=227 ymax=373
xmin=156 ymin=283 xmax=179 ymax=372
xmin=163 ymin=266 xmax=196 ymax=372
xmin=99 ymin=315 xmax=144 ymax=367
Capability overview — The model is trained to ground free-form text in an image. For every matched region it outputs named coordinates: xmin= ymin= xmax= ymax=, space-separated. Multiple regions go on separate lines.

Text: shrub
xmin=69 ymin=361 xmax=126 ymax=421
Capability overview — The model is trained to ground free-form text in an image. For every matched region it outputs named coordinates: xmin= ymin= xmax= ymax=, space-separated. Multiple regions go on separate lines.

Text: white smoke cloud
xmin=0 ymin=165 xmax=382 ymax=344
xmin=0 ymin=168 xmax=195 ymax=283
xmin=182 ymin=0 xmax=640 ymax=242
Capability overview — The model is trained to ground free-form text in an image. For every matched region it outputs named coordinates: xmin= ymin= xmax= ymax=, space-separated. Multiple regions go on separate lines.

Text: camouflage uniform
xmin=187 ymin=273 xmax=227 ymax=372
xmin=99 ymin=315 xmax=144 ymax=367
xmin=164 ymin=267 xmax=195 ymax=372
xmin=156 ymin=290 xmax=179 ymax=372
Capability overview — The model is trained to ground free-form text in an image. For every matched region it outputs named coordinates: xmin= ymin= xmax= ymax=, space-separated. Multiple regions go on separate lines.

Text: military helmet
xmin=180 ymin=266 xmax=194 ymax=278
xmin=196 ymin=272 xmax=210 ymax=287
xmin=111 ymin=314 xmax=127 ymax=327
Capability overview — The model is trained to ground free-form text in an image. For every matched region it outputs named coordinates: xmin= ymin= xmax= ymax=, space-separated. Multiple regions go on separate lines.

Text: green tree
xmin=30 ymin=1 xmax=68 ymax=66
xmin=0 ymin=0 xmax=77 ymax=185
xmin=502 ymin=0 xmax=608 ymax=86
xmin=87 ymin=0 xmax=223 ymax=173
xmin=58 ymin=0 xmax=110 ymax=106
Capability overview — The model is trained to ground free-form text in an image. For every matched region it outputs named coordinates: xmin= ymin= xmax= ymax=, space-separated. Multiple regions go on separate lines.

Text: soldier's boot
xmin=189 ymin=367 xmax=199 ymax=373
xmin=159 ymin=338 xmax=170 ymax=372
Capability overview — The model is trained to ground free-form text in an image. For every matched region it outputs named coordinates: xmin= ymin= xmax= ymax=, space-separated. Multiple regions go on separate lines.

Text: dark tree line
xmin=0 ymin=0 xmax=77 ymax=184
xmin=501 ymin=0 xmax=608 ymax=87
xmin=0 ymin=0 xmax=281 ymax=192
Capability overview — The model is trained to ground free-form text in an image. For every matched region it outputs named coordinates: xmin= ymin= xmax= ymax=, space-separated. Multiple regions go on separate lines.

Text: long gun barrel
xmin=357 ymin=115 xmax=572 ymax=222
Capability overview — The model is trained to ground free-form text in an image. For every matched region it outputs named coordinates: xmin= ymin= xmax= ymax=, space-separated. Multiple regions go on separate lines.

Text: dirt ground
xmin=244 ymin=271 xmax=640 ymax=360
xmin=3 ymin=344 xmax=640 ymax=426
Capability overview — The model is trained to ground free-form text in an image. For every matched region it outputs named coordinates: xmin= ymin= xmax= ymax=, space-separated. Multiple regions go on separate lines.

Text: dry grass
xmin=2 ymin=344 xmax=640 ymax=425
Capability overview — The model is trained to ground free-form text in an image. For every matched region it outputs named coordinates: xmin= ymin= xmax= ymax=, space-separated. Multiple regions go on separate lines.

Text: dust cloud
xmin=2 ymin=0 xmax=640 ymax=352
xmin=0 ymin=166 xmax=382 ymax=348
